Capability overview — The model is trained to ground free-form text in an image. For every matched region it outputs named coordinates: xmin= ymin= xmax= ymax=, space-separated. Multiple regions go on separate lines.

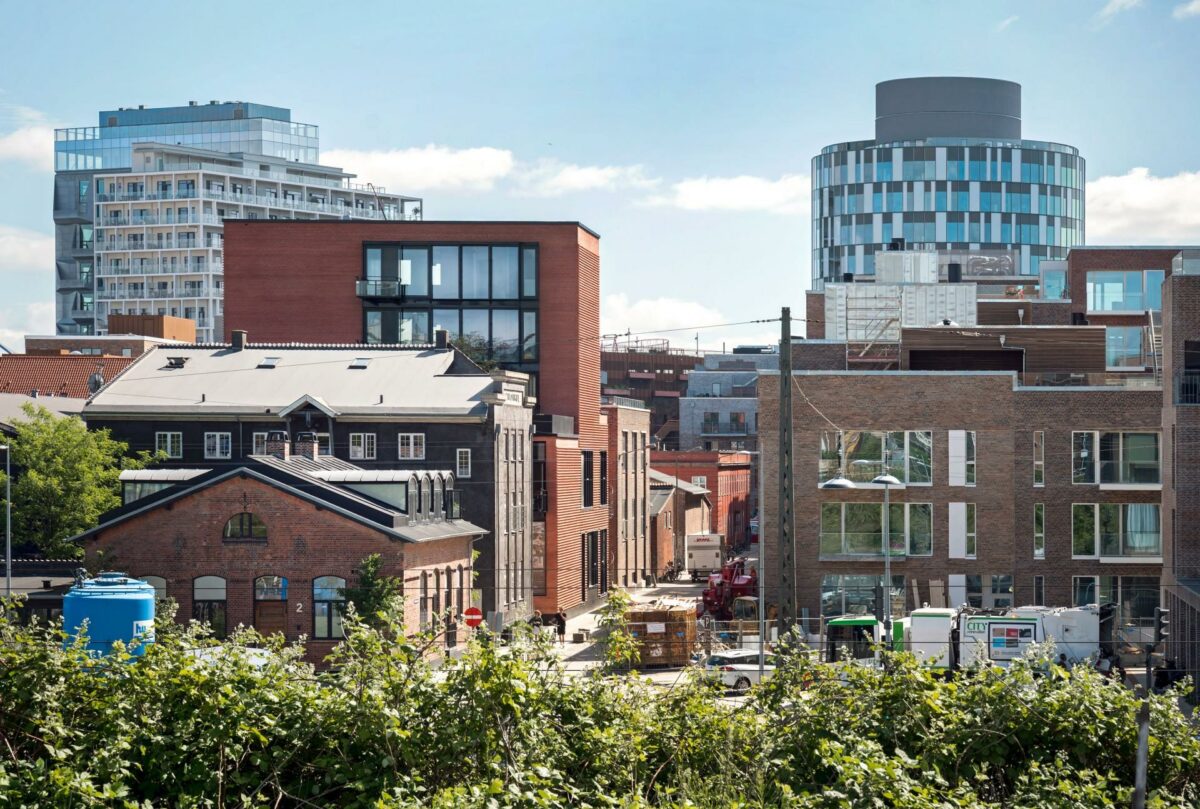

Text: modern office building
xmin=53 ymin=102 xmax=422 ymax=339
xmin=811 ymin=77 xmax=1085 ymax=287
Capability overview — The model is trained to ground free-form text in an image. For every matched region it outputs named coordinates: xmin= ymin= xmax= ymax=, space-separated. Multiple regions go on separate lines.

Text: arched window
xmin=456 ymin=565 xmax=465 ymax=616
xmin=223 ymin=512 xmax=267 ymax=540
xmin=312 ymin=576 xmax=346 ymax=640
xmin=410 ymin=478 xmax=422 ymax=518
xmin=432 ymin=476 xmax=444 ymax=519
xmin=142 ymin=575 xmax=167 ymax=600
xmin=423 ymin=475 xmax=434 ymax=517
xmin=432 ymin=569 xmax=441 ymax=615
xmin=254 ymin=576 xmax=288 ymax=637
xmin=193 ymin=575 xmax=227 ymax=639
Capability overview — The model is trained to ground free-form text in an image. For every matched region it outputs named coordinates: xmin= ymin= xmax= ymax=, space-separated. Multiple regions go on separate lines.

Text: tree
xmin=341 ymin=553 xmax=404 ymax=628
xmin=451 ymin=334 xmax=500 ymax=372
xmin=0 ymin=404 xmax=158 ymax=558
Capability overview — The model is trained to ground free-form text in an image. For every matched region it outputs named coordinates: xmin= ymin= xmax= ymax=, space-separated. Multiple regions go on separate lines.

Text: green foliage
xmin=341 ymin=554 xmax=404 ymax=628
xmin=1 ymin=602 xmax=1198 ymax=807
xmin=596 ymin=588 xmax=640 ymax=672
xmin=0 ymin=404 xmax=160 ymax=558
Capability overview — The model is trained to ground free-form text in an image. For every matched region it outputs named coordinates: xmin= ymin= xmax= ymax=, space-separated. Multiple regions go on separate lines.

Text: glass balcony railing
xmin=1099 ymin=532 xmax=1162 ymax=558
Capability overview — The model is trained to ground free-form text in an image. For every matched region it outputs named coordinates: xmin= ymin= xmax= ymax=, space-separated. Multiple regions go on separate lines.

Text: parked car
xmin=702 ymin=648 xmax=776 ymax=693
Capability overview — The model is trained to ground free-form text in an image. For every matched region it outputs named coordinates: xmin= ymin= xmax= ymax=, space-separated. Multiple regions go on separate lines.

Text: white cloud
xmin=643 ymin=173 xmax=810 ymax=215
xmin=0 ymin=302 xmax=54 ymax=353
xmin=1095 ymin=0 xmax=1141 ymax=24
xmin=0 ymin=224 xmax=54 ymax=273
xmin=322 ymin=144 xmax=515 ymax=193
xmin=0 ymin=105 xmax=53 ymax=172
xmin=1173 ymin=0 xmax=1200 ymax=18
xmin=1087 ymin=167 xmax=1200 ymax=242
xmin=601 ymin=293 xmax=777 ymax=351
xmin=995 ymin=15 xmax=1019 ymax=31
xmin=515 ymin=160 xmax=659 ymax=196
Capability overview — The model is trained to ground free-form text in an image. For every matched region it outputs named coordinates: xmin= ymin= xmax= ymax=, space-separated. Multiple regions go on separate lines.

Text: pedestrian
xmin=556 ymin=610 xmax=567 ymax=645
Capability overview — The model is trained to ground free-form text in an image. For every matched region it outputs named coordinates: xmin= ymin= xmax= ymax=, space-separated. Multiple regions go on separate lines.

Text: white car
xmin=703 ymin=648 xmax=776 ymax=693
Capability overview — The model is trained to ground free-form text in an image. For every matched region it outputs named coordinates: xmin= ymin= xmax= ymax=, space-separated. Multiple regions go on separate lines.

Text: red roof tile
xmin=0 ymin=355 xmax=136 ymax=399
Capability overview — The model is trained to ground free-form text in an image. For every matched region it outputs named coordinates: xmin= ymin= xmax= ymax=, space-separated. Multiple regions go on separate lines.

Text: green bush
xmin=1 ymin=601 xmax=1197 ymax=807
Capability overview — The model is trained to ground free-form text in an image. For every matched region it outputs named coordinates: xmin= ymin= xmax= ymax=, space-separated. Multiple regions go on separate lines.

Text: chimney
xmin=293 ymin=431 xmax=320 ymax=460
xmin=434 ymin=328 xmax=449 ymax=349
xmin=265 ymin=430 xmax=290 ymax=460
xmin=231 ymin=330 xmax=248 ymax=351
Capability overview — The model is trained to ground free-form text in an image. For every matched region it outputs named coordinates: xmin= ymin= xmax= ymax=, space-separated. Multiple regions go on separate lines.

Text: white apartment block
xmin=92 ymin=143 xmax=421 ymax=341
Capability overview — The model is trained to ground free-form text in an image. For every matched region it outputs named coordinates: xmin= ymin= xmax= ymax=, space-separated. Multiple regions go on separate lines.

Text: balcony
xmin=700 ymin=420 xmax=749 ymax=436
xmin=355 ymin=279 xmax=408 ymax=298
xmin=95 ymin=237 xmax=209 ymax=252
xmin=98 ymin=259 xmax=222 ymax=276
xmin=97 ymin=214 xmax=223 ymax=228
xmin=97 ymin=286 xmax=215 ymax=301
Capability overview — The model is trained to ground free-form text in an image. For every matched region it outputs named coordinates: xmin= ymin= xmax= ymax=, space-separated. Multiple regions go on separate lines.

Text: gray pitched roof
xmin=649 ymin=488 xmax=673 ymax=516
xmin=0 ymin=393 xmax=86 ymax=433
xmin=648 ymin=468 xmax=710 ymax=495
xmin=84 ymin=345 xmax=501 ymax=418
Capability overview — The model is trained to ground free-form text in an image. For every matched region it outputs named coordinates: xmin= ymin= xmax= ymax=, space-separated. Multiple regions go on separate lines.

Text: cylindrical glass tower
xmin=811 ymin=77 xmax=1084 ymax=288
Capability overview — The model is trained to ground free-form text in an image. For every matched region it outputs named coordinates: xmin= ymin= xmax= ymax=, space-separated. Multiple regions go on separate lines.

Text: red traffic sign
xmin=463 ymin=607 xmax=484 ymax=628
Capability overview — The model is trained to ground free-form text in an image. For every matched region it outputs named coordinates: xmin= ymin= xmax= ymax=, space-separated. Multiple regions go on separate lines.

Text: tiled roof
xmin=0 ymin=355 xmax=136 ymax=399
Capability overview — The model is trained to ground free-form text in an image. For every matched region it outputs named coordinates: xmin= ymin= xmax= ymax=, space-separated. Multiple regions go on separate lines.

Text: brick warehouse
xmin=220 ymin=220 xmax=618 ymax=617
xmin=73 ymin=456 xmax=480 ymax=664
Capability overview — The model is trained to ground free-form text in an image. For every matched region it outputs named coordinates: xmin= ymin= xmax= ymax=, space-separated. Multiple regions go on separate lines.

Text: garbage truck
xmin=826 ymin=603 xmax=1117 ymax=670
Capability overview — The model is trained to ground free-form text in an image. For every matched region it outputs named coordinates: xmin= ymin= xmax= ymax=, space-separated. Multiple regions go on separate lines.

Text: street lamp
xmin=871 ymin=471 xmax=903 ymax=647
xmin=1 ymin=444 xmax=9 ymax=597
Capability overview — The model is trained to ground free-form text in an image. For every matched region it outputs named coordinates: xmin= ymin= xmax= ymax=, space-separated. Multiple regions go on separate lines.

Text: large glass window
xmin=223 ymin=512 xmax=267 ymax=540
xmin=491 ymin=246 xmax=519 ymax=299
xmin=1042 ymin=268 xmax=1068 ymax=300
xmin=366 ymin=310 xmax=382 ymax=343
xmin=366 ymin=248 xmax=382 ymax=281
xmin=433 ymin=308 xmax=460 ymax=339
xmin=401 ymin=247 xmax=429 ymax=297
xmin=492 ymin=309 xmax=519 ymax=361
xmin=432 ymin=246 xmax=459 ymax=299
xmin=820 ymin=574 xmax=905 ymax=618
xmin=1073 ymin=431 xmax=1160 ymax=484
xmin=818 ymin=430 xmax=931 ymax=484
xmin=522 ymin=247 xmax=537 ymax=296
xmin=522 ymin=311 xmax=537 ymax=361
xmin=820 ymin=502 xmax=932 ymax=557
xmin=1086 ymin=270 xmax=1166 ymax=312
xmin=1072 ymin=503 xmax=1161 ymax=558
xmin=312 ymin=576 xmax=346 ymax=640
xmin=1106 ymin=326 xmax=1145 ymax=369
xmin=462 ymin=246 xmax=489 ymax=299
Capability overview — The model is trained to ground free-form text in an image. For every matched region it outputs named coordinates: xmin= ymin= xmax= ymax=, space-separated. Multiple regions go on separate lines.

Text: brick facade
xmin=605 ymin=403 xmax=651 ymax=590
xmin=759 ymin=371 xmax=1163 ymax=625
xmin=82 ymin=473 xmax=475 ymax=664
xmin=650 ymin=450 xmax=751 ymax=548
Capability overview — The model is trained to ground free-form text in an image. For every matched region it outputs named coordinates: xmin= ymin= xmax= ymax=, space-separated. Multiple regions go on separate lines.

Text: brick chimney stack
xmin=265 ymin=430 xmax=290 ymax=460
xmin=293 ymin=431 xmax=320 ymax=460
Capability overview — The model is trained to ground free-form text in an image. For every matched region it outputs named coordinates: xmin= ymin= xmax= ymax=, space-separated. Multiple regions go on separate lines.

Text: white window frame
xmin=456 ymin=449 xmax=472 ymax=478
xmin=1033 ymin=431 xmax=1044 ymax=487
xmin=821 ymin=502 xmax=933 ymax=558
xmin=203 ymin=431 xmax=231 ymax=460
xmin=156 ymin=431 xmax=182 ymax=459
xmin=398 ymin=433 xmax=426 ymax=460
xmin=252 ymin=432 xmax=268 ymax=455
xmin=349 ymin=432 xmax=377 ymax=460
xmin=948 ymin=430 xmax=976 ymax=487
xmin=1072 ymin=430 xmax=1161 ymax=489
xmin=1034 ymin=503 xmax=1045 ymax=559
xmin=818 ymin=429 xmax=933 ymax=487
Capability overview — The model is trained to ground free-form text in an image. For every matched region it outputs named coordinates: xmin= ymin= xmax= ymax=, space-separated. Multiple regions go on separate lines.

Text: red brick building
xmin=601 ymin=338 xmax=701 ymax=449
xmin=650 ymin=450 xmax=751 ymax=549
xmin=73 ymin=451 xmax=481 ymax=663
xmin=221 ymin=220 xmax=612 ymax=618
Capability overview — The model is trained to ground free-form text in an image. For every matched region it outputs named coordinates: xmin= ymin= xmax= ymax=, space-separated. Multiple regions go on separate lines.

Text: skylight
xmin=258 ymin=356 xmax=281 ymax=369
xmin=349 ymin=357 xmax=371 ymax=369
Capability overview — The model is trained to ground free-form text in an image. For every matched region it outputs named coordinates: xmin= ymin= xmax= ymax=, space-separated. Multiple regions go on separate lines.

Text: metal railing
xmin=1179 ymin=372 xmax=1200 ymax=404
xmin=97 ymin=286 xmax=214 ymax=301
xmin=96 ymin=214 xmax=223 ymax=228
xmin=98 ymin=260 xmax=222 ymax=276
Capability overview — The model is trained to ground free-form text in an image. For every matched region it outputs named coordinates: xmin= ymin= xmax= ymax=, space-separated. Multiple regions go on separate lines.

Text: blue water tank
xmin=63 ymin=572 xmax=156 ymax=658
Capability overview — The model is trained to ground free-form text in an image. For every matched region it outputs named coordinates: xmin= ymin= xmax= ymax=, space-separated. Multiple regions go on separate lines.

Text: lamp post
xmin=1 ymin=443 xmax=10 ymax=597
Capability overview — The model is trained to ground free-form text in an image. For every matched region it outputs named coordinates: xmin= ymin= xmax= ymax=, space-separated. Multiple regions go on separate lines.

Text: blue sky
xmin=3 ymin=0 xmax=1200 ymax=349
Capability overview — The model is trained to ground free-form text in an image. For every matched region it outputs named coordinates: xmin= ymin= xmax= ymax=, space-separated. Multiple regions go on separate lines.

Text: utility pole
xmin=778 ymin=307 xmax=795 ymax=625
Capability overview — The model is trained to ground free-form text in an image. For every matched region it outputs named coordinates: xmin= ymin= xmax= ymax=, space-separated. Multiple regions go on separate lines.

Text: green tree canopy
xmin=0 ymin=403 xmax=158 ymax=558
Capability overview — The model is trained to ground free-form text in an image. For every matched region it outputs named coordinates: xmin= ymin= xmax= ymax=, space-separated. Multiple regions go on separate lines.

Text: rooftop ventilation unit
xmin=165 ymin=356 xmax=189 ymax=368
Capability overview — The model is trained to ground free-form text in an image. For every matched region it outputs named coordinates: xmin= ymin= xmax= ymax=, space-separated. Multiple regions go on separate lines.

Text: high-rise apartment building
xmin=53 ymin=101 xmax=422 ymax=340
xmin=811 ymin=77 xmax=1085 ymax=287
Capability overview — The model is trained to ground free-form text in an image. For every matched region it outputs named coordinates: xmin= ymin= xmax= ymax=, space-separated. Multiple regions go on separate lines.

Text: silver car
xmin=703 ymin=649 xmax=776 ymax=693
